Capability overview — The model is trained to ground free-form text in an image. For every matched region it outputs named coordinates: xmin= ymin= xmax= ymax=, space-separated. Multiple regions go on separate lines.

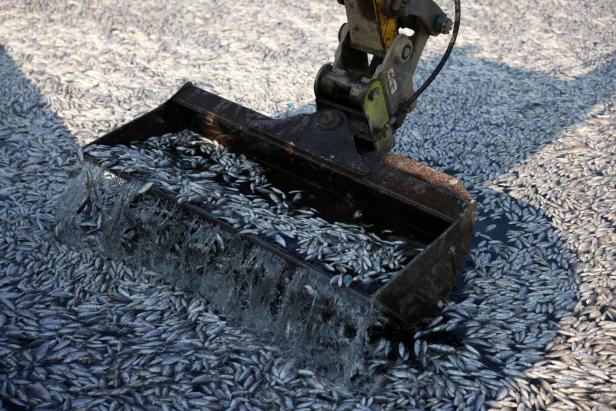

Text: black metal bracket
xmin=249 ymin=110 xmax=370 ymax=176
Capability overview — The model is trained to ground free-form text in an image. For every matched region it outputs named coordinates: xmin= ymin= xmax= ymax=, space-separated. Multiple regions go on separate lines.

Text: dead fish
xmin=136 ymin=181 xmax=154 ymax=195
xmin=273 ymin=233 xmax=287 ymax=248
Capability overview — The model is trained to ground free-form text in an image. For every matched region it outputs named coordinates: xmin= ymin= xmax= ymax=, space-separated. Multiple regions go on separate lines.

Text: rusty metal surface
xmin=88 ymin=82 xmax=476 ymax=324
xmin=381 ymin=154 xmax=474 ymax=203
xmin=375 ymin=199 xmax=476 ymax=322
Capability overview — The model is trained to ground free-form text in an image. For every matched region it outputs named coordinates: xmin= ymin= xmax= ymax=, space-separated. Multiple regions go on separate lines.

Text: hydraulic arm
xmin=315 ymin=0 xmax=456 ymax=150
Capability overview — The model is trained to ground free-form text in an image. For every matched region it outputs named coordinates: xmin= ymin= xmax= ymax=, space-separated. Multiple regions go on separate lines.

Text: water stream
xmin=55 ymin=163 xmax=381 ymax=383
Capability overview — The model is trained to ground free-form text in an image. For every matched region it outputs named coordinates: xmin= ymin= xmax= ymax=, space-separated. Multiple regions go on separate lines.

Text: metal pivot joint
xmin=314 ymin=0 xmax=452 ymax=151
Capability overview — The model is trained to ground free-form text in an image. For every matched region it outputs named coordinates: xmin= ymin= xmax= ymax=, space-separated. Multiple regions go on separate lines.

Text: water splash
xmin=54 ymin=162 xmax=382 ymax=384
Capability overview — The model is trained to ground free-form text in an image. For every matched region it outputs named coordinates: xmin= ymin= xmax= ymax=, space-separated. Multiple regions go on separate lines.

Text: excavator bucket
xmin=58 ymin=83 xmax=475 ymax=376
xmin=56 ymin=0 xmax=473 ymax=381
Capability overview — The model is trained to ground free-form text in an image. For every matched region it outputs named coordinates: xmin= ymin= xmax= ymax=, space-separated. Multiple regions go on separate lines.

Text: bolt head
xmin=401 ymin=44 xmax=412 ymax=59
xmin=435 ymin=15 xmax=453 ymax=34
xmin=313 ymin=110 xmax=342 ymax=131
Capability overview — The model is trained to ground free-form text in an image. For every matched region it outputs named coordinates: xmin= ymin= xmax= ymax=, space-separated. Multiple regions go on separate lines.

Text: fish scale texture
xmin=0 ymin=0 xmax=615 ymax=410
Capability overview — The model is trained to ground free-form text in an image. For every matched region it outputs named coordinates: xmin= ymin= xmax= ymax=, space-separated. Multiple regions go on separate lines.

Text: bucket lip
xmin=83 ymin=82 xmax=477 ymax=325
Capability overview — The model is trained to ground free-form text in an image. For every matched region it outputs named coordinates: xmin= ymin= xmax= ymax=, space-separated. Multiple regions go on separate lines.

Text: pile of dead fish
xmin=83 ymin=130 xmax=414 ymax=287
